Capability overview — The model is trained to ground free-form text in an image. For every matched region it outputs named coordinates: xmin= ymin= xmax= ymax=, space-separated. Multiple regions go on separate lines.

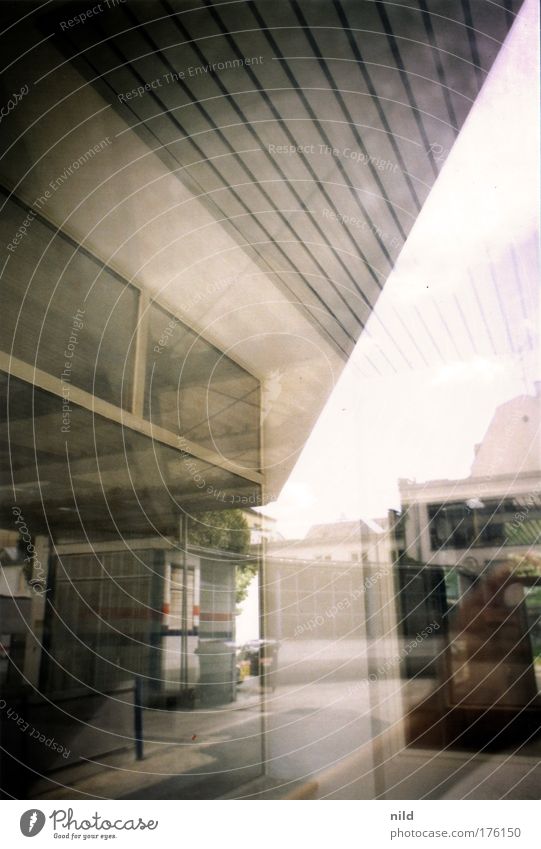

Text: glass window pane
xmin=145 ymin=304 xmax=260 ymax=470
xmin=0 ymin=196 xmax=139 ymax=409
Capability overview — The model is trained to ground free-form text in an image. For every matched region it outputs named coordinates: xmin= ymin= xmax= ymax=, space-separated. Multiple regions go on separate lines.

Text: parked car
xmin=241 ymin=639 xmax=280 ymax=688
xmin=227 ymin=642 xmax=252 ymax=686
xmin=233 ymin=644 xmax=251 ymax=685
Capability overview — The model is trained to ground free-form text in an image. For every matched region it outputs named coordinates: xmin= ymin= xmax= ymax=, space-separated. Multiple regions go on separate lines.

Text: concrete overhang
xmin=0 ymin=0 xmax=522 ymax=529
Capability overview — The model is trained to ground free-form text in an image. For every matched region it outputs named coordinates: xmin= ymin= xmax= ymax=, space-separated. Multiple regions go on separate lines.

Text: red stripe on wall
xmin=199 ymin=612 xmax=233 ymax=621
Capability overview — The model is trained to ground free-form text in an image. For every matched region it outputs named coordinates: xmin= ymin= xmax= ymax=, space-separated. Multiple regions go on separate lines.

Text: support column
xmin=23 ymin=534 xmax=50 ymax=689
xmin=179 ymin=514 xmax=189 ymax=693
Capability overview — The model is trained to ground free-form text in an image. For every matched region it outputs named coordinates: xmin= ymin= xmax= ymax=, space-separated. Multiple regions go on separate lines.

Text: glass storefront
xmin=0 ymin=0 xmax=538 ymax=802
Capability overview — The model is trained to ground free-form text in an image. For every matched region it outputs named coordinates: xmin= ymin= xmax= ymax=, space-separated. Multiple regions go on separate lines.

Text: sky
xmin=261 ymin=0 xmax=540 ymax=541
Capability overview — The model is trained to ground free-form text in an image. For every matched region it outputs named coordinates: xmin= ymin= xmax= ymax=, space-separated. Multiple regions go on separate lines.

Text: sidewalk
xmin=33 ymin=678 xmax=266 ymax=800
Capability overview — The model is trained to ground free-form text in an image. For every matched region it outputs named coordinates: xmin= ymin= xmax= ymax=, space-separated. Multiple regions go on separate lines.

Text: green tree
xmin=187 ymin=509 xmax=257 ymax=605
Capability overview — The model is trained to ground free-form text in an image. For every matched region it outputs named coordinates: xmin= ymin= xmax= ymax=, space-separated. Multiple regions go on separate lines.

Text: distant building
xmin=397 ymin=383 xmax=541 ymax=576
xmin=242 ymin=509 xmax=282 ymax=546
xmin=394 ymin=384 xmax=541 ymax=683
xmin=264 ymin=519 xmax=393 ymax=641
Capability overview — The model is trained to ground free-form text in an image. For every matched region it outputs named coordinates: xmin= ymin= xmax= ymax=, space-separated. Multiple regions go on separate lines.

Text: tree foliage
xmin=187 ymin=509 xmax=256 ymax=605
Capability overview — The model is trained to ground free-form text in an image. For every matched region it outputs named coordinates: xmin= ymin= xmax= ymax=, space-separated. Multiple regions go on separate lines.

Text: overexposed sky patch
xmin=263 ymin=0 xmax=539 ymax=539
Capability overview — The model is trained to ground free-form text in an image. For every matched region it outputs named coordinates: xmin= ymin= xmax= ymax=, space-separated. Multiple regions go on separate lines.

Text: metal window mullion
xmin=131 ymin=289 xmax=150 ymax=419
